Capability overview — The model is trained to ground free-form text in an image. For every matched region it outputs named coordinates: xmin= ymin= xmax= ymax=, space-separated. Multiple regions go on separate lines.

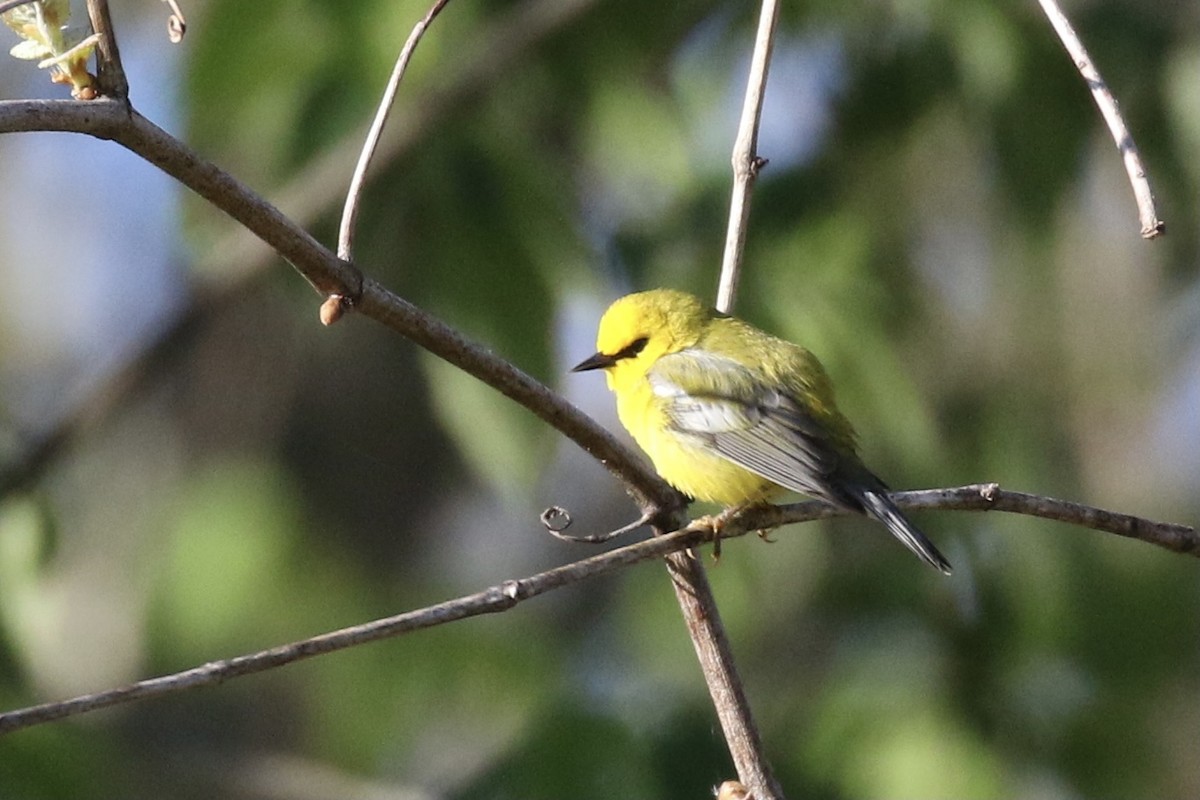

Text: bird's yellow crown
xmin=591 ymin=289 xmax=711 ymax=390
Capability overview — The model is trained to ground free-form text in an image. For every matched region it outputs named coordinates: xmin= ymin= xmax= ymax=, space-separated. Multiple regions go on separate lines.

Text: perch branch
xmin=1 ymin=484 xmax=1190 ymax=734
xmin=1035 ymin=0 xmax=1163 ymax=239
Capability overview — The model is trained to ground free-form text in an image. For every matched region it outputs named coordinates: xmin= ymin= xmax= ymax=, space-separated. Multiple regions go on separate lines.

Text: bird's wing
xmin=648 ymin=349 xmax=847 ymax=502
xmin=651 ymin=349 xmax=953 ymax=573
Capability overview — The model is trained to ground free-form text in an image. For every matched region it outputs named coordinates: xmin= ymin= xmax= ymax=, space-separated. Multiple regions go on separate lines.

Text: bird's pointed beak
xmin=571 ymin=352 xmax=614 ymax=372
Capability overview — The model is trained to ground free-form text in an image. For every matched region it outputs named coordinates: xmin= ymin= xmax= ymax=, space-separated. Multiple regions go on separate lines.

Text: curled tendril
xmin=162 ymin=0 xmax=185 ymax=43
xmin=540 ymin=505 xmax=572 ymax=533
xmin=541 ymin=507 xmax=653 ymax=545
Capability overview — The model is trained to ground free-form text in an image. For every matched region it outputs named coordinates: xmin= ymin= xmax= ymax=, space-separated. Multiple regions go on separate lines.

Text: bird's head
xmin=571 ymin=289 xmax=709 ymax=389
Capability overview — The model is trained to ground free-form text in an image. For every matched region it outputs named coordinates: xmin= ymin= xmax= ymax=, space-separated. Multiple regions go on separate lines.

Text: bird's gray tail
xmin=857 ymin=489 xmax=952 ymax=574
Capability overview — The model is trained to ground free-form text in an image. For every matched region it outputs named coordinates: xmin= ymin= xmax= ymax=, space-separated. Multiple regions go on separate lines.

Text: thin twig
xmin=2 ymin=483 xmax=1190 ymax=734
xmin=903 ymin=484 xmax=1197 ymax=554
xmin=338 ymin=0 xmax=450 ymax=262
xmin=84 ymin=0 xmax=128 ymax=99
xmin=202 ymin=0 xmax=598 ymax=276
xmin=1036 ymin=0 xmax=1164 ymax=239
xmin=715 ymin=0 xmax=780 ymax=314
xmin=542 ymin=506 xmax=654 ymax=543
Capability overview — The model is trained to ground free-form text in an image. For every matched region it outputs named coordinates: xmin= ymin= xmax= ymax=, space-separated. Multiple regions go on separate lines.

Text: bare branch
xmin=1036 ymin=0 xmax=1164 ymax=239
xmin=735 ymin=484 xmax=1198 ymax=558
xmin=203 ymin=0 xmax=599 ymax=276
xmin=716 ymin=0 xmax=780 ymax=314
xmin=666 ymin=551 xmax=785 ymax=799
xmin=1 ymin=483 xmax=1188 ymax=734
xmin=338 ymin=0 xmax=451 ymax=263
xmin=687 ymin=2 xmax=786 ymax=796
xmin=902 ymin=484 xmax=1196 ymax=555
xmin=0 ymin=521 xmax=714 ymax=735
xmin=84 ymin=0 xmax=128 ymax=99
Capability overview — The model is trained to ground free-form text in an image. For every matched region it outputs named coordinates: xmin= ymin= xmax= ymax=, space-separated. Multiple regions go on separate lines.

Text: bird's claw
xmin=755 ymin=527 xmax=779 ymax=543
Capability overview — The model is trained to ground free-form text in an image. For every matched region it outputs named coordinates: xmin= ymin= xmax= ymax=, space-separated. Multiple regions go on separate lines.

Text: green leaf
xmin=9 ymin=39 xmax=48 ymax=60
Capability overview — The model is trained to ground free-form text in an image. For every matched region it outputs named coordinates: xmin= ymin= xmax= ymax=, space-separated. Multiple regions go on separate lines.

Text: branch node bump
xmin=716 ymin=781 xmax=753 ymax=800
xmin=980 ymin=482 xmax=1000 ymax=503
xmin=319 ymin=294 xmax=353 ymax=326
xmin=500 ymin=580 xmax=520 ymax=601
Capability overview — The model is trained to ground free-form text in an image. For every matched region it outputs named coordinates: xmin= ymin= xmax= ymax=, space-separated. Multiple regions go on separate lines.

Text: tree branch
xmin=1036 ymin=0 xmax=1164 ymax=239
xmin=204 ymin=0 xmax=599 ymax=276
xmin=325 ymin=0 xmax=453 ymax=324
xmin=716 ymin=0 xmax=779 ymax=314
xmin=729 ymin=486 xmax=1197 ymax=558
xmin=0 ymin=520 xmax=712 ymax=735
xmin=665 ymin=554 xmax=784 ymax=799
xmin=84 ymin=0 xmax=128 ymax=99
xmin=689 ymin=1 xmax=786 ymax=796
xmin=1 ymin=485 xmax=1189 ymax=735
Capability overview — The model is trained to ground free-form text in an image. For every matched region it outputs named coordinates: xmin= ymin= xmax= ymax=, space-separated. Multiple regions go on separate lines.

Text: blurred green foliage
xmin=1 ymin=0 xmax=1198 ymax=797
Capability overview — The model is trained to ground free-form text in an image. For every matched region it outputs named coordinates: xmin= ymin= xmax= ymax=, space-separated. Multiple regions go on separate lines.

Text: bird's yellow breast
xmin=612 ymin=371 xmax=776 ymax=505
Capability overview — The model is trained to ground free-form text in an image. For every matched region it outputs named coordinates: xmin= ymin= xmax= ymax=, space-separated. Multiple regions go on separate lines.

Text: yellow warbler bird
xmin=572 ymin=288 xmax=951 ymax=574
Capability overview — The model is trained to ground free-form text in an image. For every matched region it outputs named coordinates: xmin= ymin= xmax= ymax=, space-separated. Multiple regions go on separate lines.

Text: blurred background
xmin=0 ymin=0 xmax=1197 ymax=797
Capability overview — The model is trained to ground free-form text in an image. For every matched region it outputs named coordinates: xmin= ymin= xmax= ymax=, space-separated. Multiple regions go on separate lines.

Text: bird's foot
xmin=698 ymin=502 xmax=766 ymax=563
xmin=688 ymin=513 xmax=726 ymax=563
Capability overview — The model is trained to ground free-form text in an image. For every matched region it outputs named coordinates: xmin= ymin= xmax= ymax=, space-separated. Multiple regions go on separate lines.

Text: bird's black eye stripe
xmin=615 ymin=337 xmax=649 ymax=360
